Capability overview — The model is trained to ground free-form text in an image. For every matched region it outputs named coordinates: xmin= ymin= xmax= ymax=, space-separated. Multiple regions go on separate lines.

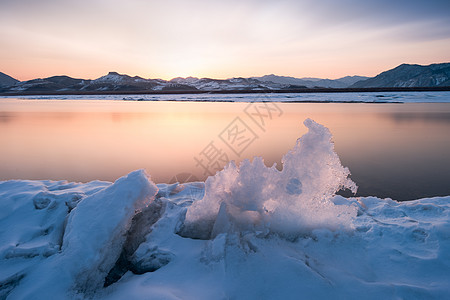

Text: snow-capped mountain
xmin=350 ymin=63 xmax=450 ymax=88
xmin=169 ymin=76 xmax=300 ymax=90
xmin=1 ymin=63 xmax=449 ymax=94
xmin=1 ymin=72 xmax=198 ymax=93
xmin=252 ymin=74 xmax=369 ymax=88
xmin=0 ymin=72 xmax=309 ymax=93
xmin=80 ymin=72 xmax=166 ymax=92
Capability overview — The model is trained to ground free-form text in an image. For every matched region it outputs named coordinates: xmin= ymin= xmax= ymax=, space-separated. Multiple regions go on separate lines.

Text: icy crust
xmin=181 ymin=118 xmax=358 ymax=239
xmin=0 ymin=179 xmax=109 ymax=260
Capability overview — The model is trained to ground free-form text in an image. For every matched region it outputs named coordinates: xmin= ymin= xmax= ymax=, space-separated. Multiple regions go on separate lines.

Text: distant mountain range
xmin=1 ymin=62 xmax=449 ymax=94
xmin=251 ymin=74 xmax=368 ymax=88
xmin=350 ymin=63 xmax=450 ymax=88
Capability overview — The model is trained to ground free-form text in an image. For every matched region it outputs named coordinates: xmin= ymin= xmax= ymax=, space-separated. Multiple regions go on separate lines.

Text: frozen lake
xmin=1 ymin=94 xmax=450 ymax=200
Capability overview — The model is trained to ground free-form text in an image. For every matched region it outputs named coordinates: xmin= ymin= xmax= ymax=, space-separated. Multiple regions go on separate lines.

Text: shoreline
xmin=1 ymin=86 xmax=450 ymax=97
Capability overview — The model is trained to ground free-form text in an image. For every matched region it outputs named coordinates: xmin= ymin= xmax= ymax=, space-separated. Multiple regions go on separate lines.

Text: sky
xmin=1 ymin=0 xmax=450 ymax=81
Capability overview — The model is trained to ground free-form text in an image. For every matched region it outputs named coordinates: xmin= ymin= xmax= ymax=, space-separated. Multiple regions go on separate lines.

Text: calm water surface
xmin=1 ymin=98 xmax=450 ymax=201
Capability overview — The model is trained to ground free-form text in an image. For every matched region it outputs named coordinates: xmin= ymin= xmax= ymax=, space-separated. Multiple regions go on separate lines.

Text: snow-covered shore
xmin=1 ymin=120 xmax=449 ymax=299
xmin=3 ymin=90 xmax=450 ymax=103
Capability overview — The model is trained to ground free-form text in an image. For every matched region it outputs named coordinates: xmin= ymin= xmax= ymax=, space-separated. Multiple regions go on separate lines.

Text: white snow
xmin=2 ymin=170 xmax=157 ymax=299
xmin=169 ymin=77 xmax=276 ymax=91
xmin=0 ymin=120 xmax=449 ymax=299
xmin=94 ymin=73 xmax=125 ymax=84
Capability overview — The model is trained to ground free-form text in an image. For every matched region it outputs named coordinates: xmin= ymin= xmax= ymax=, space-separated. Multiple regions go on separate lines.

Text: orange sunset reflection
xmin=1 ymin=99 xmax=450 ymax=200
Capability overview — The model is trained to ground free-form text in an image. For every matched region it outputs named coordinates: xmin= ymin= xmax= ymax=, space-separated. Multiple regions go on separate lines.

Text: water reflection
xmin=0 ymin=99 xmax=449 ymax=201
xmin=0 ymin=112 xmax=17 ymax=123
xmin=386 ymin=112 xmax=450 ymax=124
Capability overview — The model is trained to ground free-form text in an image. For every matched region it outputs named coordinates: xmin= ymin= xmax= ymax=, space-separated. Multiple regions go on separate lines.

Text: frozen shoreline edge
xmin=1 ymin=171 xmax=449 ymax=299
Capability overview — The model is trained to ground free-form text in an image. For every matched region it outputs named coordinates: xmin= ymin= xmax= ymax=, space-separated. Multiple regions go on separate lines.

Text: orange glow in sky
xmin=1 ymin=0 xmax=449 ymax=81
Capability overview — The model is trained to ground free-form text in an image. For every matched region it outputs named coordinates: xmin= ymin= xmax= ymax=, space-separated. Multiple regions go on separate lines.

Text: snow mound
xmin=6 ymin=170 xmax=158 ymax=299
xmin=181 ymin=119 xmax=358 ymax=239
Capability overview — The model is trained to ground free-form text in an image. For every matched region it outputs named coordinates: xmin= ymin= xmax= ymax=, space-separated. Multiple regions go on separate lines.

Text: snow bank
xmin=181 ymin=119 xmax=358 ymax=239
xmin=0 ymin=179 xmax=109 ymax=298
xmin=5 ymin=170 xmax=157 ymax=299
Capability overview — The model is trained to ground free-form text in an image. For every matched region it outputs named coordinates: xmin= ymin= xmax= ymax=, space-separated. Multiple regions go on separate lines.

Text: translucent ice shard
xmin=181 ymin=119 xmax=358 ymax=239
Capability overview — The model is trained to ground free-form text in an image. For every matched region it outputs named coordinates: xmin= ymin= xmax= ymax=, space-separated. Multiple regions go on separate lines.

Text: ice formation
xmin=3 ymin=170 xmax=157 ymax=299
xmin=0 ymin=119 xmax=449 ymax=299
xmin=181 ymin=118 xmax=358 ymax=239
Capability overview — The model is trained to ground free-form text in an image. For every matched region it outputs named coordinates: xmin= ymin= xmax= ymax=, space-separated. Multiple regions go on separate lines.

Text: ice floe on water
xmin=0 ymin=119 xmax=449 ymax=299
